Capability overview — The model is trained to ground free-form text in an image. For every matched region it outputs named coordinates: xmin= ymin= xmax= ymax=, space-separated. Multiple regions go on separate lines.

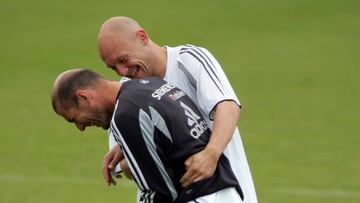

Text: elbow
xmin=227 ymin=101 xmax=240 ymax=121
xmin=233 ymin=103 xmax=240 ymax=120
xmin=217 ymin=100 xmax=240 ymax=119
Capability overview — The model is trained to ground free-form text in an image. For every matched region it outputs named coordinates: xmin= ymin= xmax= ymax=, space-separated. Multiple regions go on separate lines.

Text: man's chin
xmin=103 ymin=123 xmax=110 ymax=130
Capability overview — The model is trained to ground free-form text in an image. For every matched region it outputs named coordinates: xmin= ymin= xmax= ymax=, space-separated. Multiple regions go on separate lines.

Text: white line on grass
xmin=273 ymin=187 xmax=360 ymax=199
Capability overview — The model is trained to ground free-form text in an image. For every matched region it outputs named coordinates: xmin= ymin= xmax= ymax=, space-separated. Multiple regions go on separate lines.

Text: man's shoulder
xmin=173 ymin=44 xmax=213 ymax=67
xmin=116 ymin=77 xmax=169 ymax=109
xmin=167 ymin=44 xmax=209 ymax=57
xmin=121 ymin=77 xmax=167 ymax=91
xmin=112 ymin=97 xmax=140 ymax=125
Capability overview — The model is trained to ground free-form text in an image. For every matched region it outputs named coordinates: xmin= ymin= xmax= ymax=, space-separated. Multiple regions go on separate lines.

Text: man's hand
xmin=103 ymin=144 xmax=124 ymax=185
xmin=180 ymin=146 xmax=221 ymax=187
xmin=120 ymin=159 xmax=133 ymax=180
xmin=180 ymin=101 xmax=240 ymax=188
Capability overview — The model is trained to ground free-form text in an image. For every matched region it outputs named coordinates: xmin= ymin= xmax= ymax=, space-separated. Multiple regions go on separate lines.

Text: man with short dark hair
xmin=52 ymin=69 xmax=243 ymax=203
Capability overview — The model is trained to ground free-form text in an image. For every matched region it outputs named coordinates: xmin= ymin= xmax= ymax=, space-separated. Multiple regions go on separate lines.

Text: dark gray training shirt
xmin=109 ymin=77 xmax=242 ymax=203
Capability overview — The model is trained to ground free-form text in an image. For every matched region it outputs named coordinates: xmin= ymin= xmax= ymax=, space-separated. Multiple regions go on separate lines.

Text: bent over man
xmin=51 ymin=69 xmax=243 ymax=203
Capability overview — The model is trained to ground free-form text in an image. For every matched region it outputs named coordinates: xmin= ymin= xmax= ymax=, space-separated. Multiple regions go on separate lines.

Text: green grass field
xmin=1 ymin=0 xmax=359 ymax=202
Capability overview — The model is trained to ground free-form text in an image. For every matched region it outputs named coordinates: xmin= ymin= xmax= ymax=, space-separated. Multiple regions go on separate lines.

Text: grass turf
xmin=0 ymin=0 xmax=359 ymax=202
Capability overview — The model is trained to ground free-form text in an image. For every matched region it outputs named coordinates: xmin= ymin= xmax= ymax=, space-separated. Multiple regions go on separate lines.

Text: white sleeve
xmin=178 ymin=46 xmax=240 ymax=120
xmin=108 ymin=130 xmax=122 ymax=173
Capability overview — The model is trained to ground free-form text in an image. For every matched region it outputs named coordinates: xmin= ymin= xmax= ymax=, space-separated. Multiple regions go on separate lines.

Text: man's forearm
xmin=206 ymin=101 xmax=240 ymax=157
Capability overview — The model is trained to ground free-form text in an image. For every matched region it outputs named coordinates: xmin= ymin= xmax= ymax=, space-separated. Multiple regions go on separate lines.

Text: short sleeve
xmin=178 ymin=46 xmax=240 ymax=120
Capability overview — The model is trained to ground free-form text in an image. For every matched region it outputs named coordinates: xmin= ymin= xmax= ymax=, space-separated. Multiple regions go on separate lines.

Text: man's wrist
xmin=205 ymin=144 xmax=222 ymax=160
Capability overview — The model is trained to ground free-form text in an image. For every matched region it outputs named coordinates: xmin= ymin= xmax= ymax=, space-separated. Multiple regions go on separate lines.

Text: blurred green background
xmin=1 ymin=0 xmax=359 ymax=202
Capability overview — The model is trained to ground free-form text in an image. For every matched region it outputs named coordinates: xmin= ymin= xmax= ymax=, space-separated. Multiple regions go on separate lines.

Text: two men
xmin=98 ymin=16 xmax=257 ymax=203
xmin=52 ymin=16 xmax=258 ymax=202
xmin=52 ymin=69 xmax=243 ymax=202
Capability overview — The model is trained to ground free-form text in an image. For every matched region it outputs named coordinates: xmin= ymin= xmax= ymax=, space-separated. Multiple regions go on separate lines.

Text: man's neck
xmin=102 ymin=80 xmax=122 ymax=111
xmin=150 ymin=43 xmax=167 ymax=78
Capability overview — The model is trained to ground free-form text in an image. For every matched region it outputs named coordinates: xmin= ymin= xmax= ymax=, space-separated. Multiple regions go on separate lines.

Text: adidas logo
xmin=180 ymin=101 xmax=208 ymax=139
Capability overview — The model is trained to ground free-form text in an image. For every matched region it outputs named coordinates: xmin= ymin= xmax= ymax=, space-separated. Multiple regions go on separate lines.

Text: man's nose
xmin=115 ymin=64 xmax=128 ymax=76
xmin=75 ymin=123 xmax=85 ymax=131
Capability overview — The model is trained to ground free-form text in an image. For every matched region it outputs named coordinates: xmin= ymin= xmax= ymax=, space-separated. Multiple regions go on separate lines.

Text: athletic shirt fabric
xmin=164 ymin=45 xmax=257 ymax=203
xmin=109 ymin=44 xmax=258 ymax=203
xmin=110 ymin=77 xmax=242 ymax=203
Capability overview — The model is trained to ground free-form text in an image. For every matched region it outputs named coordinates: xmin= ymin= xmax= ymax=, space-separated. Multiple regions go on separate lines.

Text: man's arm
xmin=103 ymin=144 xmax=124 ymax=185
xmin=180 ymin=100 xmax=240 ymax=187
xmin=177 ymin=46 xmax=241 ymax=187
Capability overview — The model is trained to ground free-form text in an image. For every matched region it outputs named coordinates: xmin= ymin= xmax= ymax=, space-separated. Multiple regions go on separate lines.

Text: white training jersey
xmin=109 ymin=44 xmax=257 ymax=203
xmin=164 ymin=45 xmax=257 ymax=203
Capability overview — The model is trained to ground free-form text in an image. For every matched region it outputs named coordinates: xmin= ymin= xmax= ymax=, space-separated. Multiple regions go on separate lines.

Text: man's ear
xmin=75 ymin=90 xmax=91 ymax=105
xmin=135 ymin=29 xmax=149 ymax=45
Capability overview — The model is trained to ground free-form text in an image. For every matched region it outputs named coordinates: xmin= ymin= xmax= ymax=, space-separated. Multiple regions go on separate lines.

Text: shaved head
xmin=98 ymin=16 xmax=141 ymax=41
xmin=97 ymin=16 xmax=167 ymax=78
